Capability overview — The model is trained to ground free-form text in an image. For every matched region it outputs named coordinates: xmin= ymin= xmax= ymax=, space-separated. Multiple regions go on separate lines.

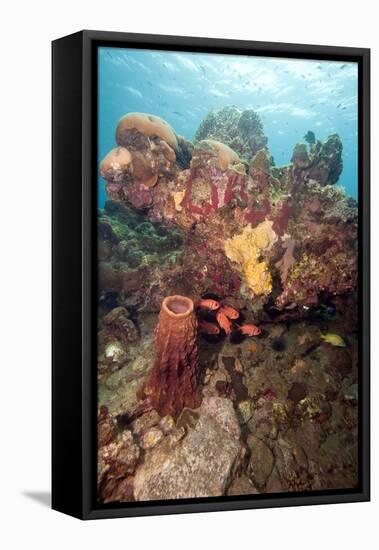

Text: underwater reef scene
xmin=97 ymin=52 xmax=359 ymax=504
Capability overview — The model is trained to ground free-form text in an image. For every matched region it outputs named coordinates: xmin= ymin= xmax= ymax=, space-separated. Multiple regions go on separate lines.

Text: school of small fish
xmin=195 ymin=298 xmax=261 ymax=339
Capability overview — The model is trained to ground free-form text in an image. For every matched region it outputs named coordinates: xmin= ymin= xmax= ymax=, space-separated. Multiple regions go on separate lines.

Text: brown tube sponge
xmin=138 ymin=295 xmax=201 ymax=419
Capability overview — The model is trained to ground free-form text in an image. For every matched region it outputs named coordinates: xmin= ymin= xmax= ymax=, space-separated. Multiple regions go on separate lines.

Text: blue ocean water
xmin=98 ymin=47 xmax=358 ymax=207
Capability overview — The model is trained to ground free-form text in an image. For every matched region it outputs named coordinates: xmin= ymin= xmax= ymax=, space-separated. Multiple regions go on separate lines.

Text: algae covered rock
xmin=133 ymin=398 xmax=242 ymax=500
xmin=132 ymin=409 xmax=160 ymax=436
xmin=227 ymin=474 xmax=259 ymax=496
xmin=98 ymin=406 xmax=117 ymax=448
xmin=247 ymin=435 xmax=275 ymax=488
xmin=199 ymin=396 xmax=241 ymax=440
xmin=291 ymin=143 xmax=311 ymax=169
xmin=291 ymin=133 xmax=343 ymax=186
xmin=100 ymin=306 xmax=139 ymax=347
xmin=97 ymin=201 xmax=184 ymax=308
xmin=140 ymin=427 xmax=164 ymax=449
xmin=98 ymin=429 xmax=140 ymax=496
xmin=175 ymin=134 xmax=194 ymax=168
xmin=308 ymin=134 xmax=343 ymax=185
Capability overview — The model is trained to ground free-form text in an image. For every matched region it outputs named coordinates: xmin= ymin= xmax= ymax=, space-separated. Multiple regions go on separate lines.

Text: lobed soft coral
xmin=116 ymin=112 xmax=179 ymax=151
xmin=224 ymin=220 xmax=277 ymax=296
xmin=197 ymin=139 xmax=240 ymax=171
xmin=100 ymin=147 xmax=133 ymax=183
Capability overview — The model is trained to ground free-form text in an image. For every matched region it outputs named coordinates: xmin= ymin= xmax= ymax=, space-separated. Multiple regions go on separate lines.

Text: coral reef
xmin=138 ymin=295 xmax=201 ymax=419
xmin=290 ymin=133 xmax=343 ymax=186
xmin=98 ymin=200 xmax=184 ymax=309
xmin=99 ymin=110 xmax=356 ymax=321
xmin=274 ymin=183 xmax=357 ymax=311
xmin=195 ymin=106 xmax=268 ymax=162
xmin=97 ymin=106 xmax=359 ymax=502
xmin=101 ymin=112 xmax=180 ymax=211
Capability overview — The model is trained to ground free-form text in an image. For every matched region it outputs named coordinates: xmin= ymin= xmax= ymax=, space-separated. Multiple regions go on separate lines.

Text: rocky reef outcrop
xmin=99 ymin=109 xmax=354 ymax=321
xmin=98 ymin=200 xmax=184 ymax=310
xmin=291 ymin=133 xmax=343 ymax=186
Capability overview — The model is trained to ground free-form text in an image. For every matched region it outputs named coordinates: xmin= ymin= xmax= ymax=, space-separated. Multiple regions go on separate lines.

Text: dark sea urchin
xmin=270 ymin=337 xmax=287 ymax=352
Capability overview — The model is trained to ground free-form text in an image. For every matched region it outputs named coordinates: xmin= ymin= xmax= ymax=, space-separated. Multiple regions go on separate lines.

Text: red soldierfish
xmin=216 ymin=311 xmax=232 ymax=335
xmin=195 ymin=299 xmax=220 ymax=311
xmin=239 ymin=324 xmax=261 ymax=336
xmin=219 ymin=305 xmax=240 ymax=320
xmin=199 ymin=320 xmax=220 ymax=335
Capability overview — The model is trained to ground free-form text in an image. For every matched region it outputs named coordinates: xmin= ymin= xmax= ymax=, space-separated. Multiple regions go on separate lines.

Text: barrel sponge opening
xmin=164 ymin=295 xmax=194 ymax=316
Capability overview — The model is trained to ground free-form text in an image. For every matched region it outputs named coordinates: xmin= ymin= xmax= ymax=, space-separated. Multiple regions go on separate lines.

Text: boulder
xmin=134 ymin=398 xmax=242 ymax=500
xmin=247 ymin=435 xmax=275 ymax=488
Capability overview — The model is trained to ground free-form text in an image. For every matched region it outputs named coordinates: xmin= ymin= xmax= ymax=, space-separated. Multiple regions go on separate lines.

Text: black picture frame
xmin=52 ymin=30 xmax=370 ymax=520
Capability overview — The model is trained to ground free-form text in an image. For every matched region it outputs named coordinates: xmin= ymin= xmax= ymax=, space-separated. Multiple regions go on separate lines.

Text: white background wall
xmin=1 ymin=1 xmax=376 ymax=548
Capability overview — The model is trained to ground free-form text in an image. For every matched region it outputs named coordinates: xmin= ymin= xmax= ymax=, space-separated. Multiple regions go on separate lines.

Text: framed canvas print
xmin=52 ymin=31 xmax=370 ymax=519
